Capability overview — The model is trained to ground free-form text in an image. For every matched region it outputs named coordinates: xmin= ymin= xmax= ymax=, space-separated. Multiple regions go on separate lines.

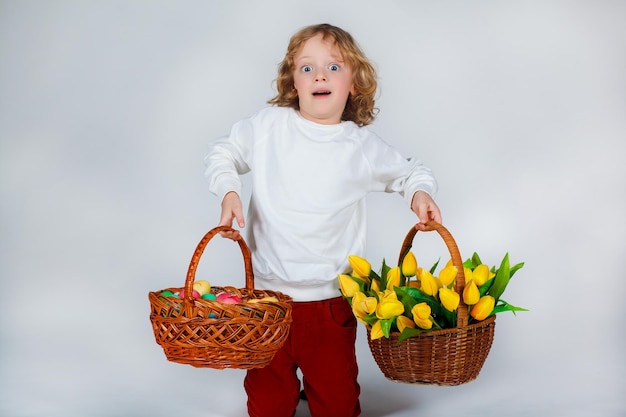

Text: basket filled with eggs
xmin=148 ymin=226 xmax=293 ymax=369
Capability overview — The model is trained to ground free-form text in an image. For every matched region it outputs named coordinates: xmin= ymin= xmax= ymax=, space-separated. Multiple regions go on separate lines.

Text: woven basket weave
xmin=148 ymin=226 xmax=293 ymax=369
xmin=366 ymin=221 xmax=495 ymax=385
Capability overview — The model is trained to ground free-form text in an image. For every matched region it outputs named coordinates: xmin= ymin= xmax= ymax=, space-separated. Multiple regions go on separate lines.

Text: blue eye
xmin=302 ymin=65 xmax=313 ymax=72
xmin=329 ymin=64 xmax=340 ymax=71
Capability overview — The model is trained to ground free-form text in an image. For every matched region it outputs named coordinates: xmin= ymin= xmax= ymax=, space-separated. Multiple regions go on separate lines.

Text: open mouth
xmin=312 ymin=90 xmax=331 ymax=96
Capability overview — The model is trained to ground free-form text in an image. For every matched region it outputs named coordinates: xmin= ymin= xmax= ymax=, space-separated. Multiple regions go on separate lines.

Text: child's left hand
xmin=411 ymin=191 xmax=442 ymax=226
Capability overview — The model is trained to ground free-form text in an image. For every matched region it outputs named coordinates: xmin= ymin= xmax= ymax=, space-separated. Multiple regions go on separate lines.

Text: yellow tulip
xmin=439 ymin=287 xmax=460 ymax=312
xmin=401 ymin=251 xmax=417 ymax=277
xmin=439 ymin=264 xmax=458 ymax=287
xmin=463 ymin=280 xmax=480 ymax=305
xmin=420 ymin=270 xmax=440 ymax=297
xmin=370 ymin=320 xmax=384 ymax=340
xmin=351 ymin=292 xmax=367 ymax=320
xmin=471 ymin=295 xmax=495 ymax=321
xmin=396 ymin=315 xmax=416 ymax=333
xmin=352 ymin=292 xmax=377 ymax=324
xmin=472 ymin=264 xmax=490 ymax=286
xmin=338 ymin=274 xmax=359 ymax=297
xmin=416 ymin=266 xmax=424 ymax=280
xmin=464 ymin=267 xmax=474 ymax=284
xmin=411 ymin=302 xmax=431 ymax=320
xmin=348 ymin=255 xmax=371 ymax=279
xmin=376 ymin=289 xmax=405 ymax=319
xmin=414 ymin=317 xmax=433 ymax=330
xmin=386 ymin=267 xmax=401 ymax=290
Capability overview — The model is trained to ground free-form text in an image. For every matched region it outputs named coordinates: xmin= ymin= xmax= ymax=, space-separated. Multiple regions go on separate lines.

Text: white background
xmin=1 ymin=1 xmax=625 ymax=416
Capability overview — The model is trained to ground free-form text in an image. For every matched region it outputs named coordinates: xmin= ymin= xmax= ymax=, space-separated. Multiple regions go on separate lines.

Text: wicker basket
xmin=366 ymin=221 xmax=496 ymax=385
xmin=148 ymin=226 xmax=293 ymax=369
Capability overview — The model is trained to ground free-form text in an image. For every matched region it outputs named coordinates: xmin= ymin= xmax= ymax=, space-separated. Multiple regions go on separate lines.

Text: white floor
xmin=1 ymin=313 xmax=622 ymax=417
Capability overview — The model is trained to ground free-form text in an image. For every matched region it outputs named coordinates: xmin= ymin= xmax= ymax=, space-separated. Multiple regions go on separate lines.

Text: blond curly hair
xmin=268 ymin=24 xmax=378 ymax=126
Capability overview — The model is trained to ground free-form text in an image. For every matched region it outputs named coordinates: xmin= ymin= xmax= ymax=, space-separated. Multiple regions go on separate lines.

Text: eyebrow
xmin=295 ymin=54 xmax=345 ymax=63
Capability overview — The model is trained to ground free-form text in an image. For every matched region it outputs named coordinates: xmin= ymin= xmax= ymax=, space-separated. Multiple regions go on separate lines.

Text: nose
xmin=314 ymin=69 xmax=327 ymax=82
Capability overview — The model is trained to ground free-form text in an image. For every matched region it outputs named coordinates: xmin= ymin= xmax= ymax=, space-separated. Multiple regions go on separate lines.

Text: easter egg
xmin=201 ymin=293 xmax=217 ymax=301
xmin=179 ymin=289 xmax=201 ymax=299
xmin=161 ymin=290 xmax=174 ymax=297
xmin=193 ymin=280 xmax=211 ymax=295
xmin=216 ymin=292 xmax=242 ymax=304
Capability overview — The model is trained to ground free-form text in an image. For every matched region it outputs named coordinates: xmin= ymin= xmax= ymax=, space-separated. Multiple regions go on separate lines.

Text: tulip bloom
xmin=351 ymin=292 xmax=377 ymax=324
xmin=338 ymin=274 xmax=359 ymax=297
xmin=411 ymin=302 xmax=433 ymax=329
xmin=471 ymin=295 xmax=495 ymax=320
xmin=396 ymin=315 xmax=416 ymax=333
xmin=438 ymin=264 xmax=458 ymax=287
xmin=370 ymin=320 xmax=384 ymax=340
xmin=463 ymin=280 xmax=480 ymax=305
xmin=371 ymin=279 xmax=381 ymax=293
xmin=420 ymin=270 xmax=440 ymax=297
xmin=439 ymin=287 xmax=460 ymax=312
xmin=464 ymin=267 xmax=474 ymax=284
xmin=472 ymin=264 xmax=491 ymax=286
xmin=376 ymin=289 xmax=405 ymax=319
xmin=386 ymin=267 xmax=401 ymax=290
xmin=348 ymin=255 xmax=371 ymax=279
xmin=411 ymin=302 xmax=431 ymax=321
xmin=401 ymin=251 xmax=417 ymax=277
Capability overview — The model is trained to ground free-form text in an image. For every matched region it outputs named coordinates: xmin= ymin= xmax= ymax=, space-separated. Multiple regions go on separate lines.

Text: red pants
xmin=245 ymin=296 xmax=361 ymax=417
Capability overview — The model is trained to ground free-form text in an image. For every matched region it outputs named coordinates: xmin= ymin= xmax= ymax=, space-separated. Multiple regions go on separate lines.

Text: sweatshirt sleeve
xmin=203 ymin=117 xmax=254 ymax=202
xmin=362 ymin=132 xmax=438 ymax=206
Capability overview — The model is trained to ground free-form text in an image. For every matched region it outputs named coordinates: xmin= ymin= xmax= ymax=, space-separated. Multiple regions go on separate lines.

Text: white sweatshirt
xmin=204 ymin=106 xmax=437 ymax=301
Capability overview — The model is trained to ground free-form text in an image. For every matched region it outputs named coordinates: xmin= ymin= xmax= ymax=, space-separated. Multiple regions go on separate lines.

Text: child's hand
xmin=218 ymin=191 xmax=245 ymax=240
xmin=411 ymin=191 xmax=442 ymax=228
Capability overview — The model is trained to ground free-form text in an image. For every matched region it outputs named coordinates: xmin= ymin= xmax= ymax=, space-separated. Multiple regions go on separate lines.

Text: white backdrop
xmin=1 ymin=1 xmax=625 ymax=416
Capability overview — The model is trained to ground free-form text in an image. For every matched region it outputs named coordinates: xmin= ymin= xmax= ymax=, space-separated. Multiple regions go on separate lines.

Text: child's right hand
xmin=218 ymin=191 xmax=245 ymax=240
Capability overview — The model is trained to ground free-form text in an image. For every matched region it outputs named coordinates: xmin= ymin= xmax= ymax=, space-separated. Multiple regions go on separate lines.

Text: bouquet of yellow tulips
xmin=339 ymin=250 xmax=526 ymax=341
xmin=338 ymin=222 xmax=526 ymax=386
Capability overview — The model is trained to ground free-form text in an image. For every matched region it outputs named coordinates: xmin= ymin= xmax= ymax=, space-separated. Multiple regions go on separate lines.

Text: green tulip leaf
xmin=493 ymin=299 xmax=529 ymax=316
xmin=400 ymin=287 xmax=442 ymax=316
xmin=488 ymin=253 xmax=511 ymax=302
xmin=380 ymin=318 xmax=394 ymax=338
xmin=471 ymin=252 xmax=482 ymax=267
xmin=398 ymin=327 xmax=425 ymax=343
xmin=380 ymin=259 xmax=391 ymax=291
xmin=509 ymin=262 xmax=525 ymax=279
xmin=395 ymin=287 xmax=418 ymax=313
xmin=479 ymin=277 xmax=495 ymax=296
xmin=368 ymin=269 xmax=382 ymax=283
xmin=429 ymin=258 xmax=441 ymax=274
xmin=360 ymin=314 xmax=379 ymax=327
xmin=437 ymin=306 xmax=456 ymax=328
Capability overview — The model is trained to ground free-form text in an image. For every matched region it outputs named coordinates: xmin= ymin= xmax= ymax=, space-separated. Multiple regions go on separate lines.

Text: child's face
xmin=293 ymin=33 xmax=354 ymax=125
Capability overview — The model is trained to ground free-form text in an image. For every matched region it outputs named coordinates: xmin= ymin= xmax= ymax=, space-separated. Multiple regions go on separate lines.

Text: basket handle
xmin=182 ymin=226 xmax=254 ymax=302
xmin=397 ymin=221 xmax=468 ymax=328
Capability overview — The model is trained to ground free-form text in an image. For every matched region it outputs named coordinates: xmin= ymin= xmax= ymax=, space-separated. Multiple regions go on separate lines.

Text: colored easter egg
xmin=216 ymin=292 xmax=242 ymax=304
xmin=179 ymin=289 xmax=201 ymax=299
xmin=161 ymin=290 xmax=174 ymax=297
xmin=193 ymin=280 xmax=211 ymax=295
xmin=201 ymin=293 xmax=217 ymax=301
